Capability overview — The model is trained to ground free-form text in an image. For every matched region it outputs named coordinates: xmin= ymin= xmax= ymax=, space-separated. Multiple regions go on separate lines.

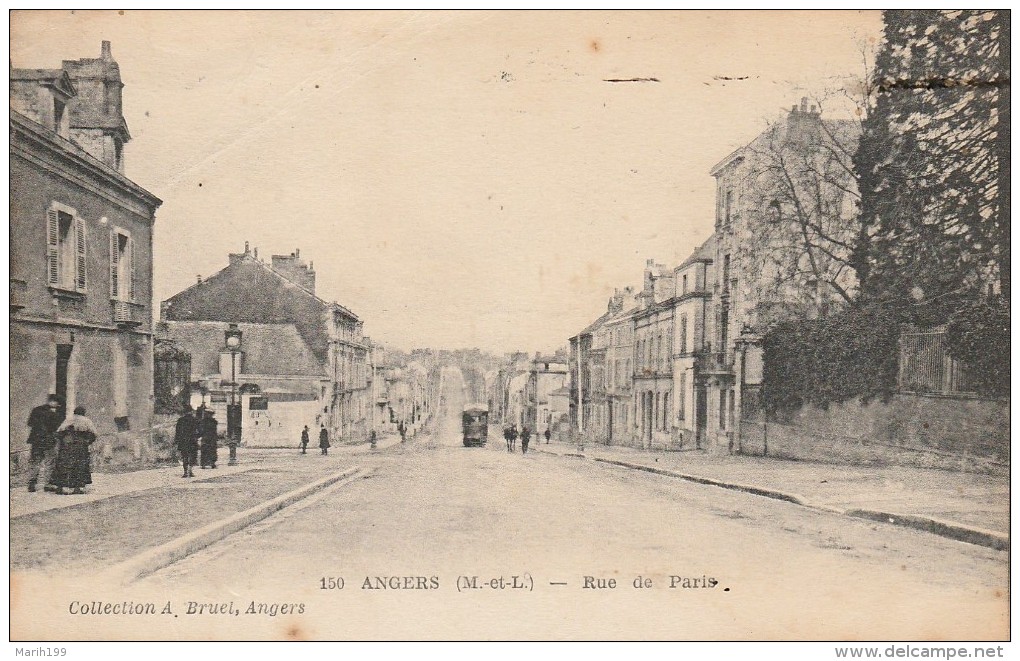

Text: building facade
xmin=603 ymin=288 xmax=636 ymax=445
xmin=701 ymin=99 xmax=860 ymax=452
xmin=524 ymin=353 xmax=568 ymax=436
xmin=632 ymin=260 xmax=675 ymax=449
xmin=10 ymin=42 xmax=162 ymax=466
xmin=160 ymin=244 xmax=370 ymax=444
xmin=670 ymin=237 xmax=715 ymax=449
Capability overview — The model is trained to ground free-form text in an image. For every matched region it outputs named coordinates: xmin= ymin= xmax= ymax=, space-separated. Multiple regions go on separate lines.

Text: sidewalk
xmin=10 ymin=432 xmax=401 ymax=520
xmin=538 ymin=440 xmax=1008 ymax=548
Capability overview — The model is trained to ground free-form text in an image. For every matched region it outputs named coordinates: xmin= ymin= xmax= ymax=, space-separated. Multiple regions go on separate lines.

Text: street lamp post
xmin=225 ymin=325 xmax=242 ymax=465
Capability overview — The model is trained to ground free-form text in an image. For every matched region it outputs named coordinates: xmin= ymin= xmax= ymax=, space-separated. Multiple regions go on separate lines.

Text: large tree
xmin=854 ymin=10 xmax=1009 ymax=321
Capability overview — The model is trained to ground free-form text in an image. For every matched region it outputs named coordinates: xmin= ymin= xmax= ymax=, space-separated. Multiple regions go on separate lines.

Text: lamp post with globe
xmin=224 ymin=325 xmax=243 ymax=465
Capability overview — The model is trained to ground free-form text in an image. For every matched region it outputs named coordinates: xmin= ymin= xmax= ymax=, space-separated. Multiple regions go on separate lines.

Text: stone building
xmin=160 ymin=244 xmax=370 ymax=444
xmin=632 ymin=260 xmax=676 ymax=449
xmin=702 ymin=98 xmax=860 ymax=452
xmin=670 ymin=236 xmax=716 ymax=449
xmin=602 ymin=288 xmax=637 ymax=445
xmin=10 ymin=42 xmax=162 ymax=466
xmin=523 ymin=352 xmax=568 ymax=436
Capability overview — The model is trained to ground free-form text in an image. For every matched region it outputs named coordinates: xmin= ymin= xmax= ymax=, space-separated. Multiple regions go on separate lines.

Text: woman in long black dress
xmin=51 ymin=406 xmax=97 ymax=495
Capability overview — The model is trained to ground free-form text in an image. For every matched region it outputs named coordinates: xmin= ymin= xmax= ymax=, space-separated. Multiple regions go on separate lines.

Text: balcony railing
xmin=112 ymin=300 xmax=142 ymax=327
xmin=696 ymin=351 xmax=734 ymax=376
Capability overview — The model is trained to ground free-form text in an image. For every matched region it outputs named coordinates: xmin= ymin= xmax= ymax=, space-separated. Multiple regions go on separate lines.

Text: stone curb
xmin=592 ymin=457 xmax=807 ymax=505
xmin=579 ymin=456 xmax=1008 ymax=552
xmin=100 ymin=466 xmax=363 ymax=586
xmin=844 ymin=509 xmax=1009 ymax=552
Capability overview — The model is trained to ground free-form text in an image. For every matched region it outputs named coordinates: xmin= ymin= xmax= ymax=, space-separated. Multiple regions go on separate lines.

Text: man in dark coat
xmin=503 ymin=425 xmax=513 ymax=453
xmin=319 ymin=424 xmax=331 ymax=455
xmin=300 ymin=425 xmax=310 ymax=454
xmin=26 ymin=394 xmax=62 ymax=492
xmin=544 ymin=427 xmax=552 ymax=444
xmin=175 ymin=406 xmax=199 ymax=478
xmin=520 ymin=425 xmax=531 ymax=454
xmin=508 ymin=424 xmax=518 ymax=453
xmin=199 ymin=409 xmax=219 ymax=469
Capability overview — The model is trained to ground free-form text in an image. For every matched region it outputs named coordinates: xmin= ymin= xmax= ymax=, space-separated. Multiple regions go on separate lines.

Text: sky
xmin=10 ymin=10 xmax=884 ymax=355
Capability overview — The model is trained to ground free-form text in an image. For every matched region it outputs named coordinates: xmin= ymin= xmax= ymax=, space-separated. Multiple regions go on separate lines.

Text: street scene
xmin=8 ymin=10 xmax=1010 ymax=644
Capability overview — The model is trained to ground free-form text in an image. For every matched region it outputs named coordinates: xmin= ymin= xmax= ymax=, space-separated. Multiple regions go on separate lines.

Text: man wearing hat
xmin=174 ymin=405 xmax=200 ymax=478
xmin=25 ymin=394 xmax=63 ymax=492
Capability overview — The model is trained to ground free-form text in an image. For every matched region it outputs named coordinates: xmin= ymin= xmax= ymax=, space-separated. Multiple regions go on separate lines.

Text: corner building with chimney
xmin=9 ymin=42 xmax=162 ymax=467
xmin=160 ymin=245 xmax=371 ymax=446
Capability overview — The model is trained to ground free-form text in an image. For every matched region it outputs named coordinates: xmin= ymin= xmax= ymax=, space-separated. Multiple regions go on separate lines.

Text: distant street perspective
xmin=9 ymin=10 xmax=1008 ymax=644
xmin=11 ymin=368 xmax=1007 ymax=640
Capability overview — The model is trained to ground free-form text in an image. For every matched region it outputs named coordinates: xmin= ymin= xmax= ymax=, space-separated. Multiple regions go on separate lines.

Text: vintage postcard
xmin=8 ymin=10 xmax=1010 ymax=644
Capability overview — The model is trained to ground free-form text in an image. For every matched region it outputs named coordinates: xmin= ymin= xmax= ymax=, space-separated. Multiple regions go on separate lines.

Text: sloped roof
xmin=166 ymin=321 xmax=327 ymax=378
xmin=570 ymin=310 xmax=614 ymax=340
xmin=10 ymin=68 xmax=77 ymax=97
xmin=677 ymin=234 xmax=717 ymax=270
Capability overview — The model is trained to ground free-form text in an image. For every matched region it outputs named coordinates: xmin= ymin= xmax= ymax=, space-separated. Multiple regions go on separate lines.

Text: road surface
xmin=19 ymin=367 xmax=1008 ymax=640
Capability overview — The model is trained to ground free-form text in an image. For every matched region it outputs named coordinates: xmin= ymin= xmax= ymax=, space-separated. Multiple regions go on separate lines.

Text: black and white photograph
xmin=7 ymin=9 xmax=1010 ymax=646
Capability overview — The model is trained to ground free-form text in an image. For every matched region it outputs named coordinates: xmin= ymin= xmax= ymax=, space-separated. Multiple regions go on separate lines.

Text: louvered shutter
xmin=129 ymin=235 xmax=136 ymax=302
xmin=46 ymin=209 xmax=59 ymax=286
xmin=75 ymin=216 xmax=87 ymax=292
xmin=109 ymin=229 xmax=120 ymax=299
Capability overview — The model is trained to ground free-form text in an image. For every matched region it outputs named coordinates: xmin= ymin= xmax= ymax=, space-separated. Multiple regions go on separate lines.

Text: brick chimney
xmin=271 ymin=249 xmax=316 ymax=293
xmin=787 ymin=96 xmax=822 ymax=145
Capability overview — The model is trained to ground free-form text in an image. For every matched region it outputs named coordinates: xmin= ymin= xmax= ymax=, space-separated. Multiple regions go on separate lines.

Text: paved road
xmin=22 ymin=368 xmax=1008 ymax=640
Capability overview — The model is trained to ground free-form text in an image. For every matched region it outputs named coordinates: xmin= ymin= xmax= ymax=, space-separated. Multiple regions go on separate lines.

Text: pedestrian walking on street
xmin=544 ymin=427 xmax=551 ymax=444
xmin=520 ymin=426 xmax=531 ymax=454
xmin=319 ymin=424 xmax=331 ymax=455
xmin=300 ymin=425 xmax=310 ymax=454
xmin=503 ymin=425 xmax=513 ymax=452
xmin=50 ymin=406 xmax=97 ymax=495
xmin=199 ymin=409 xmax=219 ymax=469
xmin=175 ymin=406 xmax=199 ymax=478
xmin=508 ymin=424 xmax=518 ymax=453
xmin=25 ymin=394 xmax=63 ymax=493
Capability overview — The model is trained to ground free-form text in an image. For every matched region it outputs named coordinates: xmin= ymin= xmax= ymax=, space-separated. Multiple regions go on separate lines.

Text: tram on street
xmin=462 ymin=404 xmax=489 ymax=447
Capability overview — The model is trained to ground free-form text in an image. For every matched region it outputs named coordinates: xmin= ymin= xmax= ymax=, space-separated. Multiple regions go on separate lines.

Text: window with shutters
xmin=46 ymin=203 xmax=86 ymax=293
xmin=109 ymin=228 xmax=135 ymax=302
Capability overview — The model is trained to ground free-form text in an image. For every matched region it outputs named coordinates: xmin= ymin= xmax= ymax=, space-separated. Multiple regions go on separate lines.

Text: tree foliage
xmin=761 ymin=302 xmax=902 ymax=416
xmin=741 ymin=110 xmax=862 ymax=318
xmin=854 ymin=10 xmax=1009 ymax=321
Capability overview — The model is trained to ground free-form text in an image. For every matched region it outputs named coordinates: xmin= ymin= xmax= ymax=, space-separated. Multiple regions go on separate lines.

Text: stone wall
xmin=738 ymin=393 xmax=1009 ymax=475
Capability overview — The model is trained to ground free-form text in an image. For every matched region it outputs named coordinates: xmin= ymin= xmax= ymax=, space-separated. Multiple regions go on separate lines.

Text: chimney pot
xmin=791 ymin=104 xmax=798 ymax=113
xmin=244 ymin=241 xmax=250 ymax=254
xmin=253 ymin=247 xmax=258 ymax=260
xmin=197 ymin=275 xmax=202 ymax=284
xmin=800 ymin=97 xmax=809 ymax=112
xmin=101 ymin=41 xmax=112 ymax=61
xmin=295 ymin=248 xmax=300 ymax=258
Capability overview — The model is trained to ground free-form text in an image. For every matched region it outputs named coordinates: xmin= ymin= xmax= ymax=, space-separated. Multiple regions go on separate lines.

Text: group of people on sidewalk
xmin=300 ymin=424 xmax=332 ymax=455
xmin=24 ymin=394 xmax=98 ymax=495
xmin=502 ymin=424 xmax=551 ymax=455
xmin=173 ymin=405 xmax=220 ymax=478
